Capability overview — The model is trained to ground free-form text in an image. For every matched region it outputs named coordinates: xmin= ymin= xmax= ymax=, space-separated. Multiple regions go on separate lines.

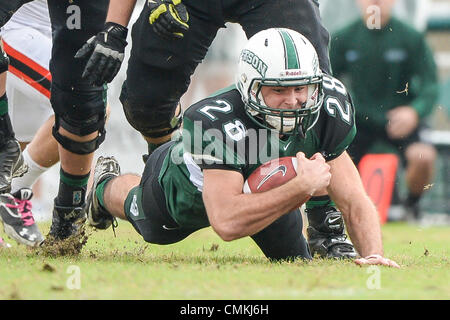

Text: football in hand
xmin=243 ymin=157 xmax=298 ymax=193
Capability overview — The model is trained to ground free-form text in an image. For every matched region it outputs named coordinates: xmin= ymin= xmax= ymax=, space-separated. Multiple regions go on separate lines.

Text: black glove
xmin=148 ymin=0 xmax=189 ymax=39
xmin=75 ymin=22 xmax=128 ymax=86
xmin=0 ymin=43 xmax=9 ymax=74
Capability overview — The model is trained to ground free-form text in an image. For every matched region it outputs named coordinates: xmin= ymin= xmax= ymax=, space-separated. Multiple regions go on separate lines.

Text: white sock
xmin=11 ymin=148 xmax=49 ymax=193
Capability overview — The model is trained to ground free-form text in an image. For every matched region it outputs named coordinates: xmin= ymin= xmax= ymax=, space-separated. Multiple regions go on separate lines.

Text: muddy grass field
xmin=0 ymin=221 xmax=449 ymax=303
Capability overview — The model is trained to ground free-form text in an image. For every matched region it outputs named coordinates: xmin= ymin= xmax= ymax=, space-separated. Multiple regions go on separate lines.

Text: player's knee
xmin=406 ymin=143 xmax=437 ymax=166
xmin=50 ymin=83 xmax=107 ymax=154
xmin=52 ymin=113 xmax=106 ymax=155
xmin=120 ymin=82 xmax=181 ymax=139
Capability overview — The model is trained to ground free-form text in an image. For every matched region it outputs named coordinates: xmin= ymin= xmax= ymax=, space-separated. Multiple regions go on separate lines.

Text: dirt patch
xmin=9 ymin=285 xmax=21 ymax=300
xmin=42 ymin=263 xmax=56 ymax=272
xmin=50 ymin=285 xmax=64 ymax=291
xmin=37 ymin=223 xmax=90 ymax=257
xmin=209 ymin=243 xmax=219 ymax=252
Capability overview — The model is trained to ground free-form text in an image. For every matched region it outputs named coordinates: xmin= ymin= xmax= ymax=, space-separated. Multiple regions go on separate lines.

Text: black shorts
xmin=47 ymin=0 xmax=108 ymax=115
xmin=124 ymin=142 xmax=199 ymax=245
xmin=125 ymin=142 xmax=311 ymax=261
xmin=125 ymin=0 xmax=330 ymax=109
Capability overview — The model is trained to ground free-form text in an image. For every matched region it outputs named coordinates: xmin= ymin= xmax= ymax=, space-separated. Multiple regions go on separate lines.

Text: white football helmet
xmin=236 ymin=28 xmax=323 ymax=136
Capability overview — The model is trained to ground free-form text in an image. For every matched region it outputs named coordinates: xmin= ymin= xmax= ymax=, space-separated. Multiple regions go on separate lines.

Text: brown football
xmin=243 ymin=157 xmax=298 ymax=193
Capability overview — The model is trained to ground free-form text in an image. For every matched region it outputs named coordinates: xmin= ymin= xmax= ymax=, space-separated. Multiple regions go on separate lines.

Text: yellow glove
xmin=148 ymin=0 xmax=189 ymax=39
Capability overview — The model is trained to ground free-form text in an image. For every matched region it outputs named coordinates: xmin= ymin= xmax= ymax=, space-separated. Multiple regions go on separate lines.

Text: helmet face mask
xmin=236 ymin=28 xmax=324 ymax=137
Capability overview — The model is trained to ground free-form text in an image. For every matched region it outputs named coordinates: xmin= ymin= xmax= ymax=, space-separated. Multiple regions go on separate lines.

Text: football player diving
xmin=85 ymin=28 xmax=399 ymax=267
xmin=77 ymin=0 xmax=358 ymax=259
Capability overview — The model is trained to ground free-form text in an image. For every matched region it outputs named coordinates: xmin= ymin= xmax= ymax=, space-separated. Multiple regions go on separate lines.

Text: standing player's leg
xmin=388 ymin=129 xmax=437 ymax=221
xmin=0 ymin=21 xmax=53 ymax=246
xmin=0 ymin=92 xmax=53 ymax=247
xmin=45 ymin=0 xmax=109 ymax=241
xmin=11 ymin=116 xmax=59 ymax=192
xmin=120 ymin=3 xmax=221 ymax=160
xmin=13 ymin=104 xmax=110 ymax=197
xmin=403 ymin=142 xmax=436 ymax=220
xmin=0 ymin=41 xmax=27 ymax=193
xmin=3 ymin=24 xmax=55 ymax=185
xmin=235 ymin=0 xmax=331 ymax=75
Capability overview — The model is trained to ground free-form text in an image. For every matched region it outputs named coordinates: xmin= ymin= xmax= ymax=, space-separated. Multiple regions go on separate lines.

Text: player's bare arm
xmin=327 ymin=151 xmax=400 ymax=268
xmin=106 ymin=0 xmax=137 ymax=27
xmin=203 ymin=152 xmax=330 ymax=241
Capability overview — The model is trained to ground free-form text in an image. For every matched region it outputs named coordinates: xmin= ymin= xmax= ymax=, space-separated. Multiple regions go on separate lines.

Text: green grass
xmin=0 ymin=221 xmax=449 ymax=300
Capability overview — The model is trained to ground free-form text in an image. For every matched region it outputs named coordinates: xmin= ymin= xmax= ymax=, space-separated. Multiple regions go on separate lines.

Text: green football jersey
xmin=158 ymin=75 xmax=356 ymax=228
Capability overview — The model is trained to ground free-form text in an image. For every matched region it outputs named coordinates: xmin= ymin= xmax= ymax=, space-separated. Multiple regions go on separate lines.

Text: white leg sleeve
xmin=11 ymin=148 xmax=49 ymax=193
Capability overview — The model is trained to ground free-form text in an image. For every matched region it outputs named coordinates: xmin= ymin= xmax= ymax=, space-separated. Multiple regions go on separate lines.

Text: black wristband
xmin=104 ymin=22 xmax=128 ymax=40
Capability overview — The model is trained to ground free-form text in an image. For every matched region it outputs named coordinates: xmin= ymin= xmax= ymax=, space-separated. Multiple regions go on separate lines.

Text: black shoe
xmin=47 ymin=200 xmax=86 ymax=241
xmin=0 ymin=139 xmax=28 ymax=193
xmin=306 ymin=206 xmax=357 ymax=259
xmin=86 ymin=156 xmax=120 ymax=230
xmin=0 ymin=188 xmax=44 ymax=246
xmin=404 ymin=201 xmax=421 ymax=223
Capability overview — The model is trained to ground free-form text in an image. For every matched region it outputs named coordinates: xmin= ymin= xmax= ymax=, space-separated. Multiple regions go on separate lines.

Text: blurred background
xmin=31 ymin=0 xmax=449 ymax=224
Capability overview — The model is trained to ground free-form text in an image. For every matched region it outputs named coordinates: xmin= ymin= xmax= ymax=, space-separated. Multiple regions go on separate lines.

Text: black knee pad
xmin=120 ymin=81 xmax=182 ymax=138
xmin=52 ymin=113 xmax=106 ymax=155
xmin=51 ymin=83 xmax=107 ymax=154
xmin=50 ymin=82 xmax=106 ymax=117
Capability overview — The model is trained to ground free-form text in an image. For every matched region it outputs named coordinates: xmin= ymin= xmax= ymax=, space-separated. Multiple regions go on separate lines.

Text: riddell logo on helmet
xmin=284 ymin=70 xmax=304 ymax=76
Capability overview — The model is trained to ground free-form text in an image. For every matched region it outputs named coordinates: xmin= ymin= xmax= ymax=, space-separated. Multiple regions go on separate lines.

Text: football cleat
xmin=46 ymin=199 xmax=86 ymax=241
xmin=0 ymin=188 xmax=44 ymax=246
xmin=404 ymin=201 xmax=421 ymax=223
xmin=86 ymin=156 xmax=120 ymax=230
xmin=0 ymin=139 xmax=28 ymax=193
xmin=306 ymin=205 xmax=357 ymax=259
